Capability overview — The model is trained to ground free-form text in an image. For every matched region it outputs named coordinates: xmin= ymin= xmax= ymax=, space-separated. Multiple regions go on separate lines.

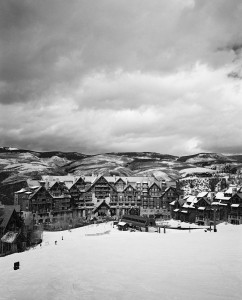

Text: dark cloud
xmin=0 ymin=0 xmax=242 ymax=154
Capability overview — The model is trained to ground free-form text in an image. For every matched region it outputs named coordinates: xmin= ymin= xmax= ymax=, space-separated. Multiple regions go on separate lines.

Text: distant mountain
xmin=177 ymin=153 xmax=236 ymax=166
xmin=0 ymin=148 xmax=241 ymax=187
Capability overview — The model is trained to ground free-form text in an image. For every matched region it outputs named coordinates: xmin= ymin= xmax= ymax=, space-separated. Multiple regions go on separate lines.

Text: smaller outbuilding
xmin=121 ymin=215 xmax=156 ymax=231
xmin=117 ymin=221 xmax=129 ymax=231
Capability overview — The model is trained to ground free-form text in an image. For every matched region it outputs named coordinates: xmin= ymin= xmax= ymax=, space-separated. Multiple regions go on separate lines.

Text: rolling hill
xmin=0 ymin=147 xmax=241 ymax=186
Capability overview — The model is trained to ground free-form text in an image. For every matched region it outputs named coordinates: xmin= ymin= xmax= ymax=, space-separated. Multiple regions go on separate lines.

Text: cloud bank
xmin=0 ymin=0 xmax=242 ymax=155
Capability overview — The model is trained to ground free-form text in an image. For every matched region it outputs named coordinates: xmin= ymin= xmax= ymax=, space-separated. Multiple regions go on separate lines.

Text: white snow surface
xmin=180 ymin=167 xmax=216 ymax=176
xmin=0 ymin=223 xmax=241 ymax=300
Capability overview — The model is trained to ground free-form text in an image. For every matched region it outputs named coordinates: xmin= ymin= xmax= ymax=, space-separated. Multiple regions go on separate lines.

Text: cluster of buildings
xmin=0 ymin=202 xmax=41 ymax=256
xmin=14 ymin=175 xmax=179 ymax=226
xmin=171 ymin=185 xmax=242 ymax=225
xmin=1 ymin=173 xmax=242 ymax=256
xmin=13 ymin=174 xmax=242 ymax=228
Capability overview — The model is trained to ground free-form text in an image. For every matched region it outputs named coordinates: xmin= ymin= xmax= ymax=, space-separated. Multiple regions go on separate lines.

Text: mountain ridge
xmin=0 ymin=147 xmax=241 ymax=185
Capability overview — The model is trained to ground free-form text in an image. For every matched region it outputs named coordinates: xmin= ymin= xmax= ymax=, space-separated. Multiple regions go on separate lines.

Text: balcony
xmin=85 ymin=203 xmax=94 ymax=207
xmin=52 ymin=208 xmax=72 ymax=213
xmin=228 ymin=214 xmax=242 ymax=219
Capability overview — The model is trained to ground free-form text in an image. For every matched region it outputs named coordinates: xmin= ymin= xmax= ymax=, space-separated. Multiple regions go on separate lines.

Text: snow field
xmin=0 ymin=223 xmax=241 ymax=300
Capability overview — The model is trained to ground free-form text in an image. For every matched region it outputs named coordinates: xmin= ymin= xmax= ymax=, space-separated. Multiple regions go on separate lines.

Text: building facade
xmin=14 ymin=175 xmax=178 ymax=225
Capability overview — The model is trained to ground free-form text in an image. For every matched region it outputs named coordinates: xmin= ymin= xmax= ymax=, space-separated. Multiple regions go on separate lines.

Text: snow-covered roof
xmin=183 ymin=203 xmax=195 ymax=209
xmin=215 ymin=192 xmax=231 ymax=201
xmin=29 ymin=186 xmax=40 ymax=190
xmin=198 ymin=207 xmax=206 ymax=210
xmin=231 ymin=204 xmax=240 ymax=208
xmin=118 ymin=221 xmax=127 ymax=226
xmin=65 ymin=182 xmax=74 ymax=189
xmin=1 ymin=231 xmax=19 ymax=243
xmin=197 ymin=192 xmax=208 ymax=198
xmin=170 ymin=201 xmax=176 ymax=206
xmin=225 ymin=186 xmax=237 ymax=194
xmin=212 ymin=202 xmax=227 ymax=206
xmin=173 ymin=208 xmax=179 ymax=212
xmin=185 ymin=196 xmax=197 ymax=206
xmin=29 ymin=187 xmax=42 ymax=199
xmin=15 ymin=188 xmax=27 ymax=194
xmin=52 ymin=195 xmax=71 ymax=199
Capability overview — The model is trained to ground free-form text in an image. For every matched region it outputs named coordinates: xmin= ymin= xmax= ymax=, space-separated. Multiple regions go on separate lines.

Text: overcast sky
xmin=0 ymin=0 xmax=242 ymax=155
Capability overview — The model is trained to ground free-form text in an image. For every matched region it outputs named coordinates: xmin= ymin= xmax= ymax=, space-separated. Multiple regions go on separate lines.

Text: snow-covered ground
xmin=180 ymin=167 xmax=216 ymax=177
xmin=0 ymin=223 xmax=241 ymax=300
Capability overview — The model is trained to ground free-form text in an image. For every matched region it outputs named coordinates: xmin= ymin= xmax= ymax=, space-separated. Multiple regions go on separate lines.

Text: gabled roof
xmin=225 ymin=186 xmax=237 ymax=194
xmin=0 ymin=207 xmax=18 ymax=230
xmin=230 ymin=193 xmax=242 ymax=204
xmin=196 ymin=197 xmax=211 ymax=205
xmin=182 ymin=195 xmax=197 ymax=209
xmin=93 ymin=200 xmax=110 ymax=213
xmin=123 ymin=183 xmax=137 ymax=192
xmin=183 ymin=203 xmax=195 ymax=209
xmin=75 ymin=176 xmax=86 ymax=184
xmin=148 ymin=182 xmax=161 ymax=191
xmin=197 ymin=192 xmax=208 ymax=198
xmin=49 ymin=181 xmax=61 ymax=190
xmin=86 ymin=176 xmax=117 ymax=192
xmin=29 ymin=186 xmax=52 ymax=200
xmin=161 ymin=186 xmax=179 ymax=197
xmin=69 ymin=182 xmax=80 ymax=191
xmin=29 ymin=186 xmax=42 ymax=199
xmin=187 ymin=195 xmax=198 ymax=203
xmin=215 ymin=192 xmax=231 ymax=201
xmin=114 ymin=177 xmax=126 ymax=185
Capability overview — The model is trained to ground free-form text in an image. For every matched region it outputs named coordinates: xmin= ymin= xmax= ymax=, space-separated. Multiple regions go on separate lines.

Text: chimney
xmin=46 ymin=181 xmax=49 ymax=190
xmin=39 ymin=180 xmax=45 ymax=187
xmin=210 ymin=192 xmax=214 ymax=204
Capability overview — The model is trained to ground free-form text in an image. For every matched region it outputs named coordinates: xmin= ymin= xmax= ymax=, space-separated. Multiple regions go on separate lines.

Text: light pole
xmin=213 ymin=207 xmax=217 ymax=232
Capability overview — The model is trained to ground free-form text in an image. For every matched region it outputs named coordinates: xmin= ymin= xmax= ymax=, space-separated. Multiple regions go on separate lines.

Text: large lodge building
xmin=14 ymin=175 xmax=180 ymax=225
xmin=14 ymin=175 xmax=242 ymax=227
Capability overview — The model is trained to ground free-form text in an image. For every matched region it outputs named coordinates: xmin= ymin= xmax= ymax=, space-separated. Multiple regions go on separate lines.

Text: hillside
xmin=177 ymin=152 xmax=235 ymax=165
xmin=0 ymin=147 xmax=241 ymax=186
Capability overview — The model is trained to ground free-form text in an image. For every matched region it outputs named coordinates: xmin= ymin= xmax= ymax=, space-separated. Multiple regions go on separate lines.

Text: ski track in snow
xmin=0 ymin=223 xmax=241 ymax=300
